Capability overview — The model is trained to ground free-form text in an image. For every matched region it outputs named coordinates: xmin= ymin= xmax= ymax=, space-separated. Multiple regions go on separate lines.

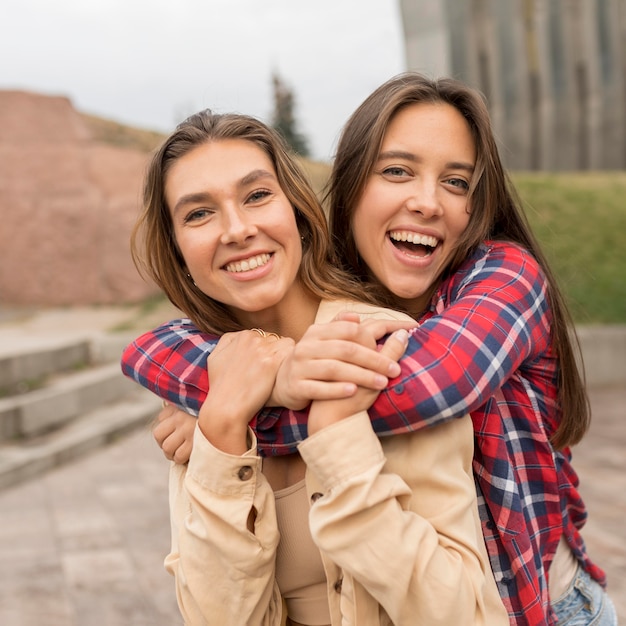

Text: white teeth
xmin=389 ymin=231 xmax=438 ymax=247
xmin=225 ymin=253 xmax=271 ymax=273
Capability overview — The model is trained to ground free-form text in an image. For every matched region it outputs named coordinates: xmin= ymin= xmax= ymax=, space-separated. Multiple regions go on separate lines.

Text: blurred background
xmin=0 ymin=1 xmax=624 ymax=624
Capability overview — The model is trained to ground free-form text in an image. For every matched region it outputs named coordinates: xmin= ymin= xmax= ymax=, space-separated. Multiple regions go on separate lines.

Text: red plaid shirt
xmin=122 ymin=241 xmax=605 ymax=625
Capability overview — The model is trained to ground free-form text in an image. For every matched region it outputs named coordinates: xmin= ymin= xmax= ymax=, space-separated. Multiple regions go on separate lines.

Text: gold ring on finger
xmin=266 ymin=332 xmax=280 ymax=340
xmin=251 ymin=328 xmax=267 ymax=338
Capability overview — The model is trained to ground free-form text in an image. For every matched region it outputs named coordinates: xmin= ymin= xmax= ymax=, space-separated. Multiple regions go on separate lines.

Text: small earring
xmin=187 ymin=273 xmax=197 ymax=287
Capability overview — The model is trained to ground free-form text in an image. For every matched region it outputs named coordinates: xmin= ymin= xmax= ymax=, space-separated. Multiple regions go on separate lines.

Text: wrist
xmin=198 ymin=400 xmax=250 ymax=455
xmin=307 ymin=400 xmax=349 ymax=435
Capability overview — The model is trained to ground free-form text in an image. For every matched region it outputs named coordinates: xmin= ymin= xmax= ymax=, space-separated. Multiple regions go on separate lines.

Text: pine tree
xmin=270 ymin=73 xmax=310 ymax=157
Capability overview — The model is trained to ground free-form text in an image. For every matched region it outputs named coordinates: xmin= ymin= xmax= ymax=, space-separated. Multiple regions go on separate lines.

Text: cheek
xmin=350 ymin=216 xmax=368 ymax=255
xmin=456 ymin=209 xmax=471 ymax=235
xmin=176 ymin=232 xmax=211 ymax=270
xmin=352 ymin=197 xmax=376 ymax=247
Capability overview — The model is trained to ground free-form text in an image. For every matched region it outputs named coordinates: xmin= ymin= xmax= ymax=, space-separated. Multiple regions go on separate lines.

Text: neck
xmin=236 ymin=287 xmax=321 ymax=341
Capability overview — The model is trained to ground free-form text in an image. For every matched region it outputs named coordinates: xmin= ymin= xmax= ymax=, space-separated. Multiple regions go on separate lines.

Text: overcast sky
xmin=2 ymin=0 xmax=406 ymax=160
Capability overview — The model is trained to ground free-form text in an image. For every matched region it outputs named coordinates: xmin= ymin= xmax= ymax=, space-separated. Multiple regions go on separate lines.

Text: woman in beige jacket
xmin=129 ymin=108 xmax=508 ymax=625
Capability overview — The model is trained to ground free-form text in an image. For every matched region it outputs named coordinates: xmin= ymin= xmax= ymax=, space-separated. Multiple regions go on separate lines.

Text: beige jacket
xmin=165 ymin=301 xmax=508 ymax=625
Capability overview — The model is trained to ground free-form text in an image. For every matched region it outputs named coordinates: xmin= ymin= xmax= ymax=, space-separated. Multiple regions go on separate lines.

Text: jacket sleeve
xmin=298 ymin=412 xmax=508 ymax=626
xmin=166 ymin=425 xmax=283 ymax=625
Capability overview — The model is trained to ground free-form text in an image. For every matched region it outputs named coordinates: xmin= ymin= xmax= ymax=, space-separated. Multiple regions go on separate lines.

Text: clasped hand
xmin=153 ymin=313 xmax=413 ymax=460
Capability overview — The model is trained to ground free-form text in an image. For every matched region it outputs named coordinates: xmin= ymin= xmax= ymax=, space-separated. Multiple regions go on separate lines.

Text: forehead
xmin=382 ymin=102 xmax=475 ymax=157
xmin=167 ymin=139 xmax=275 ymax=185
xmin=165 ymin=139 xmax=276 ymax=203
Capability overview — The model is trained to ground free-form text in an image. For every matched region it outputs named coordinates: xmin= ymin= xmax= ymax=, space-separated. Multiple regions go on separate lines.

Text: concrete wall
xmin=400 ymin=0 xmax=626 ymax=171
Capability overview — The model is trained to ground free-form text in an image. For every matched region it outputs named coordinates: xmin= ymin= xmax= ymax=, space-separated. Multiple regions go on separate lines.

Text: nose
xmin=220 ymin=206 xmax=258 ymax=245
xmin=405 ymin=180 xmax=443 ymax=218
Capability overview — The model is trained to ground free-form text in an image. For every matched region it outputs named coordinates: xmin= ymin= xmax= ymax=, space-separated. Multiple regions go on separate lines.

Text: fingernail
xmin=394 ymin=329 xmax=409 ymax=344
xmin=388 ymin=362 xmax=401 ymax=377
xmin=374 ymin=374 xmax=388 ymax=388
xmin=344 ymin=383 xmax=357 ymax=396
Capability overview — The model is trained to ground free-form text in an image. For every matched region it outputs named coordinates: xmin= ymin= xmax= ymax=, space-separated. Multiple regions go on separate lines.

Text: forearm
xmin=298 ymin=413 xmax=508 ymax=625
xmin=120 ymin=319 xmax=216 ymax=414
xmin=166 ymin=426 xmax=282 ymax=624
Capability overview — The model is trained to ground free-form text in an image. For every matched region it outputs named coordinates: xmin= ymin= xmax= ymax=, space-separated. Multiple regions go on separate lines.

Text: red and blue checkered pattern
xmin=121 ymin=241 xmax=605 ymax=625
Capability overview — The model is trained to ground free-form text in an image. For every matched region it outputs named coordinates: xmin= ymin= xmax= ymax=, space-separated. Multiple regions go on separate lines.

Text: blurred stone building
xmin=0 ymin=91 xmax=157 ymax=306
xmin=399 ymin=0 xmax=626 ymax=170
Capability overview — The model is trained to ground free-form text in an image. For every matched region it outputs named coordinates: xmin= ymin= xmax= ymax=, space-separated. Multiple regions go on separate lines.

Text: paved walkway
xmin=0 ymin=385 xmax=624 ymax=625
xmin=0 ymin=308 xmax=624 ymax=624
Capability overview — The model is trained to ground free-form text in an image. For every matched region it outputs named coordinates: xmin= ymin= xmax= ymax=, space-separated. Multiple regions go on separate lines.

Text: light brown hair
xmin=132 ymin=110 xmax=372 ymax=334
xmin=326 ymin=72 xmax=589 ymax=448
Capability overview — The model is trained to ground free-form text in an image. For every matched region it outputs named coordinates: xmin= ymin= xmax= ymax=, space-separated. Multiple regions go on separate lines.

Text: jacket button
xmin=334 ymin=578 xmax=343 ymax=593
xmin=311 ymin=492 xmax=323 ymax=502
xmin=237 ymin=466 xmax=253 ymax=481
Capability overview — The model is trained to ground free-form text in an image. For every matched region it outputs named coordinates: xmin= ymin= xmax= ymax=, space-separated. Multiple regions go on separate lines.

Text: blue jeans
xmin=552 ymin=564 xmax=618 ymax=625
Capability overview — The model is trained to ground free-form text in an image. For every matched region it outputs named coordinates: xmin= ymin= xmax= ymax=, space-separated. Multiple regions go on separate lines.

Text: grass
xmin=512 ymin=172 xmax=626 ymax=324
xmin=81 ymin=113 xmax=165 ymax=153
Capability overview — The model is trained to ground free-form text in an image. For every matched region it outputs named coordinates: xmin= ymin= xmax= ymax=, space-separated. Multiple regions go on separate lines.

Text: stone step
xmin=0 ymin=388 xmax=162 ymax=490
xmin=0 ymin=362 xmax=137 ymax=442
xmin=0 ymin=336 xmax=92 ymax=395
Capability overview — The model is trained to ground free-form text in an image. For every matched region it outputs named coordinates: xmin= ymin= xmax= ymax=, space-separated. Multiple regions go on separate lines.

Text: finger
xmin=301 ymin=320 xmax=367 ymax=341
xmin=356 ymin=319 xmax=416 ymax=341
xmin=302 ymin=342 xmax=403 ymax=378
xmin=173 ymin=441 xmax=192 ymax=465
xmin=300 ymin=359 xmax=391 ymax=389
xmin=378 ymin=329 xmax=410 ymax=368
xmin=332 ymin=311 xmax=362 ymax=323
xmin=153 ymin=418 xmax=176 ymax=447
xmin=162 ymin=430 xmax=186 ymax=461
xmin=155 ymin=402 xmax=177 ymax=424
xmin=269 ymin=380 xmax=358 ymax=404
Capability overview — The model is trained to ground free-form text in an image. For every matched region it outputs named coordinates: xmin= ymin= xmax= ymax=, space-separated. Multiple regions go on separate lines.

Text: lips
xmin=388 ymin=230 xmax=439 ymax=257
xmin=224 ymin=253 xmax=272 ymax=273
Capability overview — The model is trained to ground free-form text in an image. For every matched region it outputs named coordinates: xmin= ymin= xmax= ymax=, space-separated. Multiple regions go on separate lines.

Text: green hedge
xmin=513 ymin=172 xmax=626 ymax=324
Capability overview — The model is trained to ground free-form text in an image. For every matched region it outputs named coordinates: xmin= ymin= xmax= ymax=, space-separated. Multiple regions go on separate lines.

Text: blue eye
xmin=382 ymin=166 xmax=408 ymax=177
xmin=248 ymin=189 xmax=272 ymax=203
xmin=184 ymin=208 xmax=212 ymax=223
xmin=446 ymin=178 xmax=469 ymax=191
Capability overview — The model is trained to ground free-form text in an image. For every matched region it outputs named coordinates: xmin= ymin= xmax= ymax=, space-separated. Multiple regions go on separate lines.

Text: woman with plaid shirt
xmin=123 ymin=74 xmax=615 ymax=624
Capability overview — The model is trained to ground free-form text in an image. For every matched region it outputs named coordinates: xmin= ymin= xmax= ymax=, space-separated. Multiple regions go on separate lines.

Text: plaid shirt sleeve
xmin=121 ymin=318 xmax=217 ymax=416
xmin=120 ymin=242 xmax=551 ymax=447
xmin=371 ymin=241 xmax=552 ymax=433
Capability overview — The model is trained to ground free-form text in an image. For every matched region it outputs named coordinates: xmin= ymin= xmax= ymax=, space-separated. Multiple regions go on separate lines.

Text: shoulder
xmin=150 ymin=318 xmax=215 ymax=343
xmin=123 ymin=318 xmax=218 ymax=363
xmin=455 ymin=241 xmax=546 ymax=286
xmin=432 ymin=241 xmax=549 ymax=315
xmin=317 ymin=299 xmax=415 ymax=324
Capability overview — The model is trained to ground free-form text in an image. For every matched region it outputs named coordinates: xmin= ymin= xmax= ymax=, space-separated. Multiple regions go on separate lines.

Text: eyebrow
xmin=377 ymin=150 xmax=475 ymax=173
xmin=171 ymin=168 xmax=276 ymax=214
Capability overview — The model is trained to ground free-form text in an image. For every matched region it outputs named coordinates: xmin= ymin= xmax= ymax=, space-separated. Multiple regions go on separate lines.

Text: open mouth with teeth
xmin=389 ymin=231 xmax=438 ymax=257
xmin=224 ymin=253 xmax=272 ymax=273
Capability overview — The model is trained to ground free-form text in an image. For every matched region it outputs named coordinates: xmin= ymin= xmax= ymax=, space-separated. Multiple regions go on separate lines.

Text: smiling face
xmin=165 ymin=138 xmax=307 ymax=330
xmin=351 ymin=102 xmax=476 ymax=315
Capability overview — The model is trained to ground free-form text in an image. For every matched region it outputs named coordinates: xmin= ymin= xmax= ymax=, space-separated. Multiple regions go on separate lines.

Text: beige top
xmin=164 ymin=299 xmax=509 ymax=625
xmin=549 ymin=535 xmax=579 ymax=601
xmin=274 ymin=480 xmax=329 ymax=625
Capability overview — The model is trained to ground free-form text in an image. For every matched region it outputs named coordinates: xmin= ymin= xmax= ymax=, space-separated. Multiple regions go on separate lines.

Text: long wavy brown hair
xmin=326 ymin=72 xmax=589 ymax=449
xmin=131 ymin=110 xmax=373 ymax=335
